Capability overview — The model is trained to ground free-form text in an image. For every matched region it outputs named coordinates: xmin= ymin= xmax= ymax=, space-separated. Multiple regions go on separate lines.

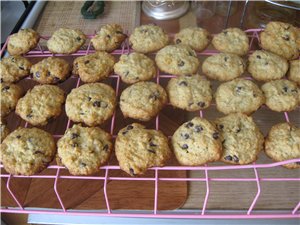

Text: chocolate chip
xmin=46 ymin=71 xmax=51 ymax=77
xmin=291 ymin=89 xmax=298 ymax=93
xmin=236 ymin=128 xmax=241 ymax=133
xmin=236 ymin=86 xmax=242 ymax=92
xmin=222 ymin=140 xmax=226 ymax=144
xmin=103 ymin=144 xmax=109 ymax=151
xmin=149 ymin=142 xmax=157 ymax=147
xmin=80 ymin=162 xmax=86 ymax=167
xmin=107 ymin=35 xmax=111 ymax=39
xmin=116 ymin=30 xmax=123 ymax=34
xmin=0 ymin=78 xmax=3 ymax=83
xmin=181 ymin=144 xmax=188 ymax=149
xmin=127 ymin=125 xmax=133 ymax=130
xmin=11 ymin=57 xmax=15 ymax=62
xmin=233 ymin=155 xmax=239 ymax=163
xmin=2 ymin=86 xmax=10 ymax=92
xmin=181 ymin=133 xmax=190 ymax=139
xmin=256 ymin=55 xmax=261 ymax=59
xmin=179 ymin=81 xmax=188 ymax=86
xmin=26 ymin=113 xmax=33 ymax=118
xmin=87 ymin=97 xmax=91 ymax=101
xmin=223 ymin=31 xmax=228 ymax=35
xmin=178 ymin=61 xmax=185 ymax=67
xmin=282 ymin=36 xmax=290 ymax=41
xmin=72 ymin=143 xmax=78 ymax=147
xmin=224 ymin=57 xmax=228 ymax=62
xmin=285 ymin=26 xmax=290 ymax=30
xmin=79 ymin=112 xmax=85 ymax=115
xmin=197 ymin=102 xmax=205 ymax=108
xmin=175 ymin=39 xmax=181 ymax=44
xmin=212 ymin=132 xmax=219 ymax=139
xmin=76 ymin=37 xmax=82 ymax=41
xmin=194 ymin=125 xmax=203 ymax=133
xmin=35 ymin=72 xmax=40 ymax=78
xmin=149 ymin=92 xmax=160 ymax=100
xmin=129 ymin=168 xmax=135 ymax=175
xmin=124 ymin=71 xmax=129 ymax=76
xmin=185 ymin=122 xmax=194 ymax=128
xmin=148 ymin=149 xmax=156 ymax=154
xmin=19 ymin=66 xmax=24 ymax=70
xmin=265 ymin=62 xmax=269 ymax=66
xmin=16 ymin=135 xmax=21 ymax=139
xmin=84 ymin=60 xmax=90 ymax=64
xmin=224 ymin=155 xmax=232 ymax=161
xmin=34 ymin=150 xmax=43 ymax=155
xmin=71 ymin=133 xmax=79 ymax=139
xmin=93 ymin=101 xmax=101 ymax=107
xmin=188 ymin=52 xmax=194 ymax=57
xmin=283 ymin=87 xmax=288 ymax=92
xmin=122 ymin=131 xmax=128 ymax=135
xmin=219 ymin=124 xmax=224 ymax=130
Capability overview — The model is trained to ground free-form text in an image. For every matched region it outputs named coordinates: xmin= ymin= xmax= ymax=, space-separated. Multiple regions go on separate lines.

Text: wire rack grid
xmin=0 ymin=29 xmax=300 ymax=219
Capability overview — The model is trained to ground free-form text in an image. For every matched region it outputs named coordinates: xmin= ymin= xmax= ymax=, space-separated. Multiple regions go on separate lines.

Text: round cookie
xmin=16 ymin=85 xmax=65 ymax=126
xmin=57 ymin=124 xmax=113 ymax=175
xmin=265 ymin=123 xmax=300 ymax=169
xmin=120 ymin=81 xmax=167 ymax=121
xmin=212 ymin=28 xmax=249 ymax=56
xmin=91 ymin=24 xmax=127 ymax=52
xmin=129 ymin=24 xmax=169 ymax=53
xmin=0 ymin=56 xmax=32 ymax=83
xmin=248 ymin=50 xmax=288 ymax=82
xmin=174 ymin=27 xmax=210 ymax=52
xmin=73 ymin=52 xmax=115 ymax=83
xmin=47 ymin=28 xmax=86 ymax=54
xmin=114 ymin=52 xmax=156 ymax=84
xmin=215 ymin=78 xmax=265 ymax=115
xmin=202 ymin=53 xmax=245 ymax=81
xmin=65 ymin=83 xmax=116 ymax=126
xmin=1 ymin=82 xmax=23 ymax=118
xmin=7 ymin=28 xmax=40 ymax=55
xmin=288 ymin=60 xmax=300 ymax=86
xmin=155 ymin=44 xmax=200 ymax=76
xmin=115 ymin=123 xmax=171 ymax=176
xmin=260 ymin=21 xmax=299 ymax=60
xmin=261 ymin=79 xmax=300 ymax=112
xmin=171 ymin=117 xmax=222 ymax=166
xmin=31 ymin=57 xmax=71 ymax=84
xmin=166 ymin=74 xmax=212 ymax=111
xmin=0 ymin=127 xmax=56 ymax=175
xmin=0 ymin=119 xmax=10 ymax=142
xmin=215 ymin=113 xmax=264 ymax=165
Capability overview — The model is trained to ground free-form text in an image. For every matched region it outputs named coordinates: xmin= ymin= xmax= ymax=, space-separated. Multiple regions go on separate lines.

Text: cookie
xmin=91 ymin=24 xmax=127 ymax=52
xmin=31 ymin=57 xmax=70 ymax=84
xmin=0 ymin=119 xmax=10 ymax=142
xmin=0 ymin=127 xmax=56 ymax=175
xmin=65 ymin=83 xmax=116 ymax=126
xmin=265 ymin=123 xmax=300 ymax=169
xmin=174 ymin=27 xmax=210 ymax=52
xmin=57 ymin=124 xmax=113 ymax=175
xmin=215 ymin=78 xmax=265 ymax=115
xmin=16 ymin=85 xmax=65 ymax=126
xmin=288 ymin=60 xmax=300 ymax=86
xmin=73 ymin=52 xmax=115 ymax=83
xmin=47 ymin=28 xmax=86 ymax=54
xmin=1 ymin=82 xmax=23 ymax=117
xmin=115 ymin=123 xmax=171 ymax=176
xmin=0 ymin=56 xmax=32 ymax=83
xmin=155 ymin=44 xmax=200 ymax=76
xmin=202 ymin=53 xmax=245 ymax=81
xmin=166 ymin=74 xmax=212 ymax=111
xmin=261 ymin=79 xmax=300 ymax=112
xmin=260 ymin=21 xmax=299 ymax=60
xmin=120 ymin=81 xmax=167 ymax=121
xmin=248 ymin=50 xmax=288 ymax=82
xmin=212 ymin=28 xmax=249 ymax=56
xmin=114 ymin=52 xmax=156 ymax=84
xmin=171 ymin=117 xmax=222 ymax=166
xmin=7 ymin=28 xmax=40 ymax=55
xmin=129 ymin=24 xmax=169 ymax=53
xmin=215 ymin=113 xmax=264 ymax=165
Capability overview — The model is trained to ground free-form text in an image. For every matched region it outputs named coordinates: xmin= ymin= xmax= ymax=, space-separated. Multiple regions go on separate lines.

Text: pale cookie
xmin=31 ymin=57 xmax=71 ymax=84
xmin=260 ymin=21 xmax=300 ymax=60
xmin=0 ymin=56 xmax=32 ymax=83
xmin=212 ymin=28 xmax=249 ymax=56
xmin=1 ymin=82 xmax=23 ymax=117
xmin=114 ymin=52 xmax=156 ymax=84
xmin=0 ymin=127 xmax=56 ymax=175
xmin=120 ymin=81 xmax=167 ymax=121
xmin=265 ymin=123 xmax=300 ymax=169
xmin=47 ymin=28 xmax=86 ymax=54
xmin=65 ymin=83 xmax=116 ymax=126
xmin=215 ymin=113 xmax=264 ymax=165
xmin=129 ymin=24 xmax=169 ymax=53
xmin=7 ymin=28 xmax=40 ymax=55
xmin=171 ymin=117 xmax=222 ymax=166
xmin=155 ymin=44 xmax=200 ymax=76
xmin=215 ymin=78 xmax=265 ymax=115
xmin=16 ymin=85 xmax=65 ymax=126
xmin=202 ymin=53 xmax=245 ymax=81
xmin=57 ymin=124 xmax=113 ymax=175
xmin=91 ymin=24 xmax=127 ymax=52
xmin=261 ymin=79 xmax=300 ymax=112
xmin=115 ymin=123 xmax=171 ymax=176
xmin=0 ymin=119 xmax=10 ymax=142
xmin=288 ymin=60 xmax=300 ymax=86
xmin=248 ymin=50 xmax=288 ymax=82
xmin=174 ymin=27 xmax=210 ymax=52
xmin=166 ymin=74 xmax=212 ymax=111
xmin=73 ymin=52 xmax=115 ymax=83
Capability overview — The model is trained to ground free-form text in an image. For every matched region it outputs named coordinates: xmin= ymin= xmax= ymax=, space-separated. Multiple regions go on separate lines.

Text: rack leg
xmin=103 ymin=168 xmax=111 ymax=214
xmin=154 ymin=169 xmax=159 ymax=214
xmin=247 ymin=165 xmax=261 ymax=215
xmin=201 ymin=166 xmax=210 ymax=215
xmin=54 ymin=168 xmax=66 ymax=212
xmin=240 ymin=0 xmax=249 ymax=29
xmin=6 ymin=175 xmax=24 ymax=209
xmin=292 ymin=202 xmax=300 ymax=215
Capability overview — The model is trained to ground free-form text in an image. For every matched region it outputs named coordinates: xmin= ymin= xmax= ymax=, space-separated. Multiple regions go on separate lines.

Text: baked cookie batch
xmin=0 ymin=22 xmax=299 ymax=176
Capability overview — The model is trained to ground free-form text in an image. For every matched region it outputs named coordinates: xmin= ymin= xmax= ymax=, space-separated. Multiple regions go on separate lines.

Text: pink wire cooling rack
xmin=0 ymin=29 xmax=299 ymax=219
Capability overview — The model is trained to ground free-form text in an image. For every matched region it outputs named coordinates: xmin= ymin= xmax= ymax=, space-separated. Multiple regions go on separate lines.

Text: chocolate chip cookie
xmin=120 ymin=81 xmax=167 ymax=121
xmin=16 ymin=85 xmax=65 ymax=126
xmin=73 ymin=52 xmax=115 ymax=83
xmin=215 ymin=78 xmax=265 ymax=115
xmin=288 ymin=59 xmax=300 ymax=86
xmin=65 ymin=83 xmax=116 ymax=126
xmin=166 ymin=74 xmax=212 ymax=111
xmin=215 ymin=113 xmax=264 ymax=165
xmin=57 ymin=124 xmax=113 ymax=175
xmin=115 ymin=123 xmax=171 ymax=176
xmin=202 ymin=53 xmax=245 ymax=81
xmin=114 ymin=52 xmax=156 ymax=84
xmin=155 ymin=44 xmax=200 ymax=76
xmin=171 ymin=117 xmax=222 ymax=166
xmin=1 ymin=82 xmax=24 ymax=118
